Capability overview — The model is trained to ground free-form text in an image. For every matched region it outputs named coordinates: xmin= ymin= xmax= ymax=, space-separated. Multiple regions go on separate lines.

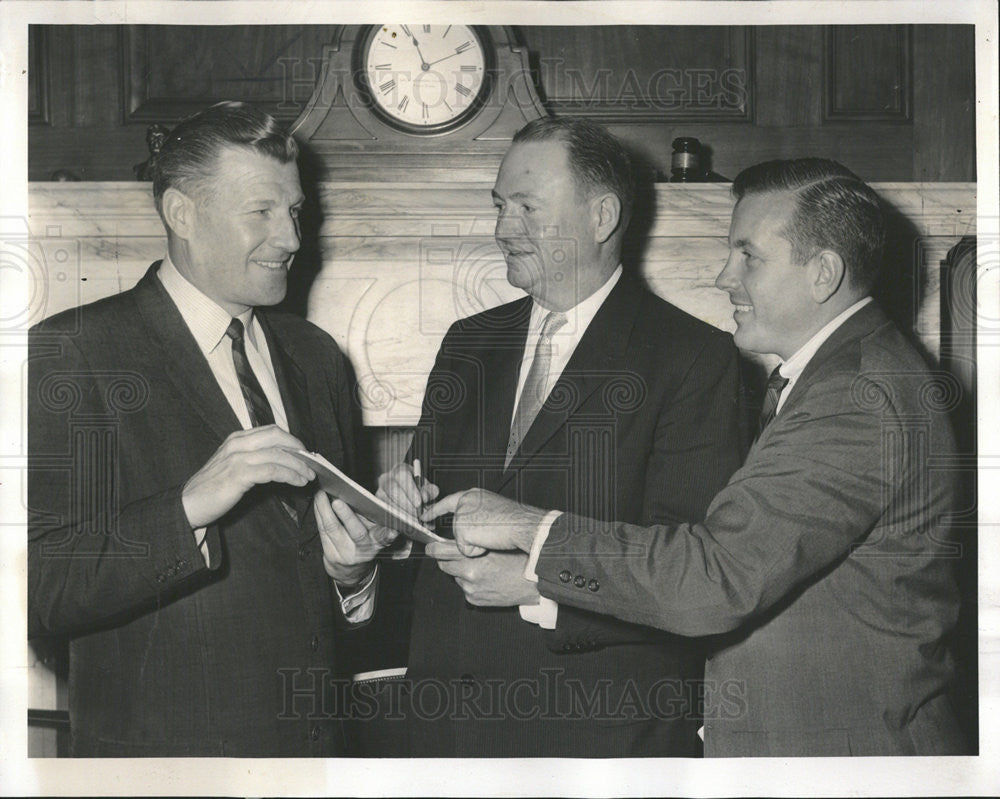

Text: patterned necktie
xmin=757 ymin=365 xmax=789 ymax=438
xmin=506 ymin=311 xmax=568 ymax=469
xmin=226 ymin=317 xmax=302 ymax=523
xmin=226 ymin=317 xmax=275 ymax=428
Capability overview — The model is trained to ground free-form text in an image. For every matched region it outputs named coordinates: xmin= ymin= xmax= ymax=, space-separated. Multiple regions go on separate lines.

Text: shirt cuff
xmin=523 ymin=510 xmax=562 ymax=582
xmin=333 ymin=564 xmax=378 ymax=623
xmin=518 ymin=596 xmax=559 ymax=629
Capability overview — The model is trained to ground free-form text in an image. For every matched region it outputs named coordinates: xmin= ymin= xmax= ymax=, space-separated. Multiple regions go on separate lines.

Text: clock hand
xmin=402 ymin=26 xmax=431 ymax=71
xmin=426 ymin=51 xmax=464 ymax=68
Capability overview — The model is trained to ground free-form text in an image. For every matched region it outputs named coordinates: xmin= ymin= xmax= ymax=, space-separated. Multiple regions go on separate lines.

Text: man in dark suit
xmin=432 ymin=158 xmax=970 ymax=756
xmin=317 ymin=118 xmax=743 ymax=756
xmin=28 ymin=102 xmax=374 ymax=756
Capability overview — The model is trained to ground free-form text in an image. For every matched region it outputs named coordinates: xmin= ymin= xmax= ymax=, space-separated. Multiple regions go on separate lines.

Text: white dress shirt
xmin=157 ymin=257 xmax=375 ymax=619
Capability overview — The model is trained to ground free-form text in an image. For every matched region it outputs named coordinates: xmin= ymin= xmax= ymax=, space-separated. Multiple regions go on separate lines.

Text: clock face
xmin=360 ymin=25 xmax=491 ymax=134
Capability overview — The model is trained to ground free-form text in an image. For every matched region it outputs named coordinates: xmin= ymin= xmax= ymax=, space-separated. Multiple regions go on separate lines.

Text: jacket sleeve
xmin=544 ymin=331 xmax=744 ymax=651
xmin=27 ymin=330 xmax=218 ymax=639
xmin=535 ymin=367 xmax=906 ymax=637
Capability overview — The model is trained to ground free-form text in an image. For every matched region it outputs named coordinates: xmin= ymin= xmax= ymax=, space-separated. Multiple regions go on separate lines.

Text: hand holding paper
xmin=313 ymin=490 xmax=396 ymax=586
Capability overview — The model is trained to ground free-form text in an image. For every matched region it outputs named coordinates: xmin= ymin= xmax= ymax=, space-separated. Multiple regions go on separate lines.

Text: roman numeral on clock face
xmin=398 ymin=95 xmax=409 ymax=112
xmin=455 ymin=83 xmax=472 ymax=98
xmin=380 ymin=79 xmax=396 ymax=94
xmin=455 ymin=41 xmax=471 ymax=54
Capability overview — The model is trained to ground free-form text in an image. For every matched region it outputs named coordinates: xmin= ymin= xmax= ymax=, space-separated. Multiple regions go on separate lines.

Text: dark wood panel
xmin=913 ymin=25 xmax=976 ymax=181
xmin=825 ymin=25 xmax=911 ymax=121
xmin=122 ymin=25 xmax=341 ymax=122
xmin=608 ymin=122 xmax=914 ymax=183
xmin=754 ymin=27 xmax=822 ymax=127
xmin=28 ymin=126 xmax=151 ymax=182
xmin=522 ymin=26 xmax=752 ymax=121
xmin=42 ymin=26 xmax=76 ymax=129
xmin=28 ymin=27 xmax=50 ymax=125
xmin=74 ymin=26 xmax=122 ymax=126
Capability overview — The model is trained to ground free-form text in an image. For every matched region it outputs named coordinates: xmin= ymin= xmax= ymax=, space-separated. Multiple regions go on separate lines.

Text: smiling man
xmin=429 ymin=158 xmax=970 ymax=757
xmin=318 ymin=117 xmax=743 ymax=756
xmin=28 ymin=102 xmax=367 ymax=756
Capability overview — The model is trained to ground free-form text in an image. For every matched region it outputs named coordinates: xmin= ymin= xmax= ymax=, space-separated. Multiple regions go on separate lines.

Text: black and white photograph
xmin=1 ymin=1 xmax=997 ymax=796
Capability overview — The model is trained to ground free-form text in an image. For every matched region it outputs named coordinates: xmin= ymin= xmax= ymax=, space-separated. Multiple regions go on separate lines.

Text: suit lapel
xmin=133 ymin=262 xmax=241 ymax=443
xmin=498 ymin=276 xmax=641 ymax=490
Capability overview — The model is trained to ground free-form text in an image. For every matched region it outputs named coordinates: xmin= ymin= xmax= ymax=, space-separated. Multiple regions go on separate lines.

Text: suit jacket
xmin=28 ymin=263 xmax=361 ymax=756
xmin=398 ymin=275 xmax=743 ymax=756
xmin=536 ymin=302 xmax=969 ymax=756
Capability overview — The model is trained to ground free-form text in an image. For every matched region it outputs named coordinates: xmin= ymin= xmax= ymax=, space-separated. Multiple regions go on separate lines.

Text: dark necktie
xmin=226 ymin=317 xmax=303 ymax=523
xmin=226 ymin=317 xmax=275 ymax=428
xmin=506 ymin=311 xmax=568 ymax=469
xmin=757 ymin=365 xmax=789 ymax=438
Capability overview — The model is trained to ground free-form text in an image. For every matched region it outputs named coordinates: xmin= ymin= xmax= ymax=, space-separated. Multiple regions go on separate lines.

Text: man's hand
xmin=181 ymin=425 xmax=315 ymax=528
xmin=377 ymin=461 xmax=439 ymax=516
xmin=313 ymin=490 xmax=399 ymax=586
xmin=426 ymin=541 xmax=540 ymax=607
xmin=421 ymin=488 xmax=547 ymax=556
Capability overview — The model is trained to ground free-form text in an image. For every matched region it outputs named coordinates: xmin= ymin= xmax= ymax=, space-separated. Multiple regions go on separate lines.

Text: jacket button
xmin=587 ymin=579 xmax=600 ymax=592
xmin=156 ymin=574 xmax=166 ymax=583
xmin=298 ymin=545 xmax=310 ymax=560
xmin=559 ymin=570 xmax=572 ymax=583
xmin=563 ymin=643 xmax=573 ymax=652
xmin=310 ymin=725 xmax=321 ymax=742
xmin=310 ymin=635 xmax=320 ymax=652
xmin=573 ymin=575 xmax=586 ymax=588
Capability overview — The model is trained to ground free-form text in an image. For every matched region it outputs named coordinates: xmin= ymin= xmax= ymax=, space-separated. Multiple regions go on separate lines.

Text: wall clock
xmin=355 ymin=24 xmax=494 ymax=135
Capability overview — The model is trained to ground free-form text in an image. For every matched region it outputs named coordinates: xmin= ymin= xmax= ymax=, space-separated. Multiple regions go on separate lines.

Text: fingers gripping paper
xmin=291 ymin=449 xmax=444 ymax=544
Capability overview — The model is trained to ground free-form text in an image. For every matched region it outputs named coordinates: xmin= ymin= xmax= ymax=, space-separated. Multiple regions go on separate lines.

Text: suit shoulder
xmin=263 ymin=309 xmax=345 ymax=355
xmin=633 ymin=287 xmax=734 ymax=352
xmin=30 ymin=287 xmax=140 ymax=337
xmin=450 ymin=297 xmax=530 ymax=332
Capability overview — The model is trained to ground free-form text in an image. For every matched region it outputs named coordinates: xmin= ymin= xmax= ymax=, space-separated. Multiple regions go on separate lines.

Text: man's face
xmin=491 ymin=140 xmax=596 ymax=309
xmin=715 ymin=191 xmax=819 ymax=359
xmin=180 ymin=146 xmax=304 ymax=316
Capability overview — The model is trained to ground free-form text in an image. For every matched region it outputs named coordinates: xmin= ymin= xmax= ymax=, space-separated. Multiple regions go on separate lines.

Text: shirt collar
xmin=528 ymin=265 xmax=623 ymax=336
xmin=157 ymin=255 xmax=255 ymax=355
xmin=779 ymin=296 xmax=874 ymax=381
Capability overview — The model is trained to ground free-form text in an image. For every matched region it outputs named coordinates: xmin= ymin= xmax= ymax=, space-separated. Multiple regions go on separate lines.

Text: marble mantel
xmin=26 ymin=181 xmax=976 ymax=425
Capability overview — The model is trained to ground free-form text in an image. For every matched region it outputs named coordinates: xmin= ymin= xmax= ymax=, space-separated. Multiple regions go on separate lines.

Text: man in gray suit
xmin=428 ymin=158 xmax=970 ymax=756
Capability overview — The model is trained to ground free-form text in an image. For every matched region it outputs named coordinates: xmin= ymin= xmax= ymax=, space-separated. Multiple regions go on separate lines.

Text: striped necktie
xmin=226 ymin=317 xmax=275 ymax=428
xmin=506 ymin=311 xmax=568 ymax=469
xmin=756 ymin=365 xmax=789 ymax=438
xmin=225 ymin=317 xmax=303 ymax=523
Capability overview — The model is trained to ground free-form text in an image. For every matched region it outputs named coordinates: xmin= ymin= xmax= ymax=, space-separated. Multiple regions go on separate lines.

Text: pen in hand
xmin=412 ymin=458 xmax=424 ymax=517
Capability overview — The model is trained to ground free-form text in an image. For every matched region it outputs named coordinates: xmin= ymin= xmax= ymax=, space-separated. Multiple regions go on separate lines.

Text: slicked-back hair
xmin=150 ymin=101 xmax=298 ymax=218
xmin=512 ymin=117 xmax=635 ymax=230
xmin=732 ymin=158 xmax=885 ymax=293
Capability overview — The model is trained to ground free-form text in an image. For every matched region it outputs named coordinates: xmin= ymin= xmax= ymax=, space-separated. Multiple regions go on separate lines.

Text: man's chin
xmin=506 ymin=261 xmax=542 ymax=292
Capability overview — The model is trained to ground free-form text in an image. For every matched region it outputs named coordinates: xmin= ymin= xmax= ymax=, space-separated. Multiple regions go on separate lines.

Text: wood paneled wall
xmin=28 ymin=24 xmax=975 ymax=183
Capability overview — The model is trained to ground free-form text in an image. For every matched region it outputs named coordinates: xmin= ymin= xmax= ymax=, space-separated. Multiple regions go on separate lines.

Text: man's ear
xmin=592 ymin=192 xmax=622 ymax=244
xmin=811 ymin=250 xmax=846 ymax=303
xmin=161 ymin=187 xmax=195 ymax=240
